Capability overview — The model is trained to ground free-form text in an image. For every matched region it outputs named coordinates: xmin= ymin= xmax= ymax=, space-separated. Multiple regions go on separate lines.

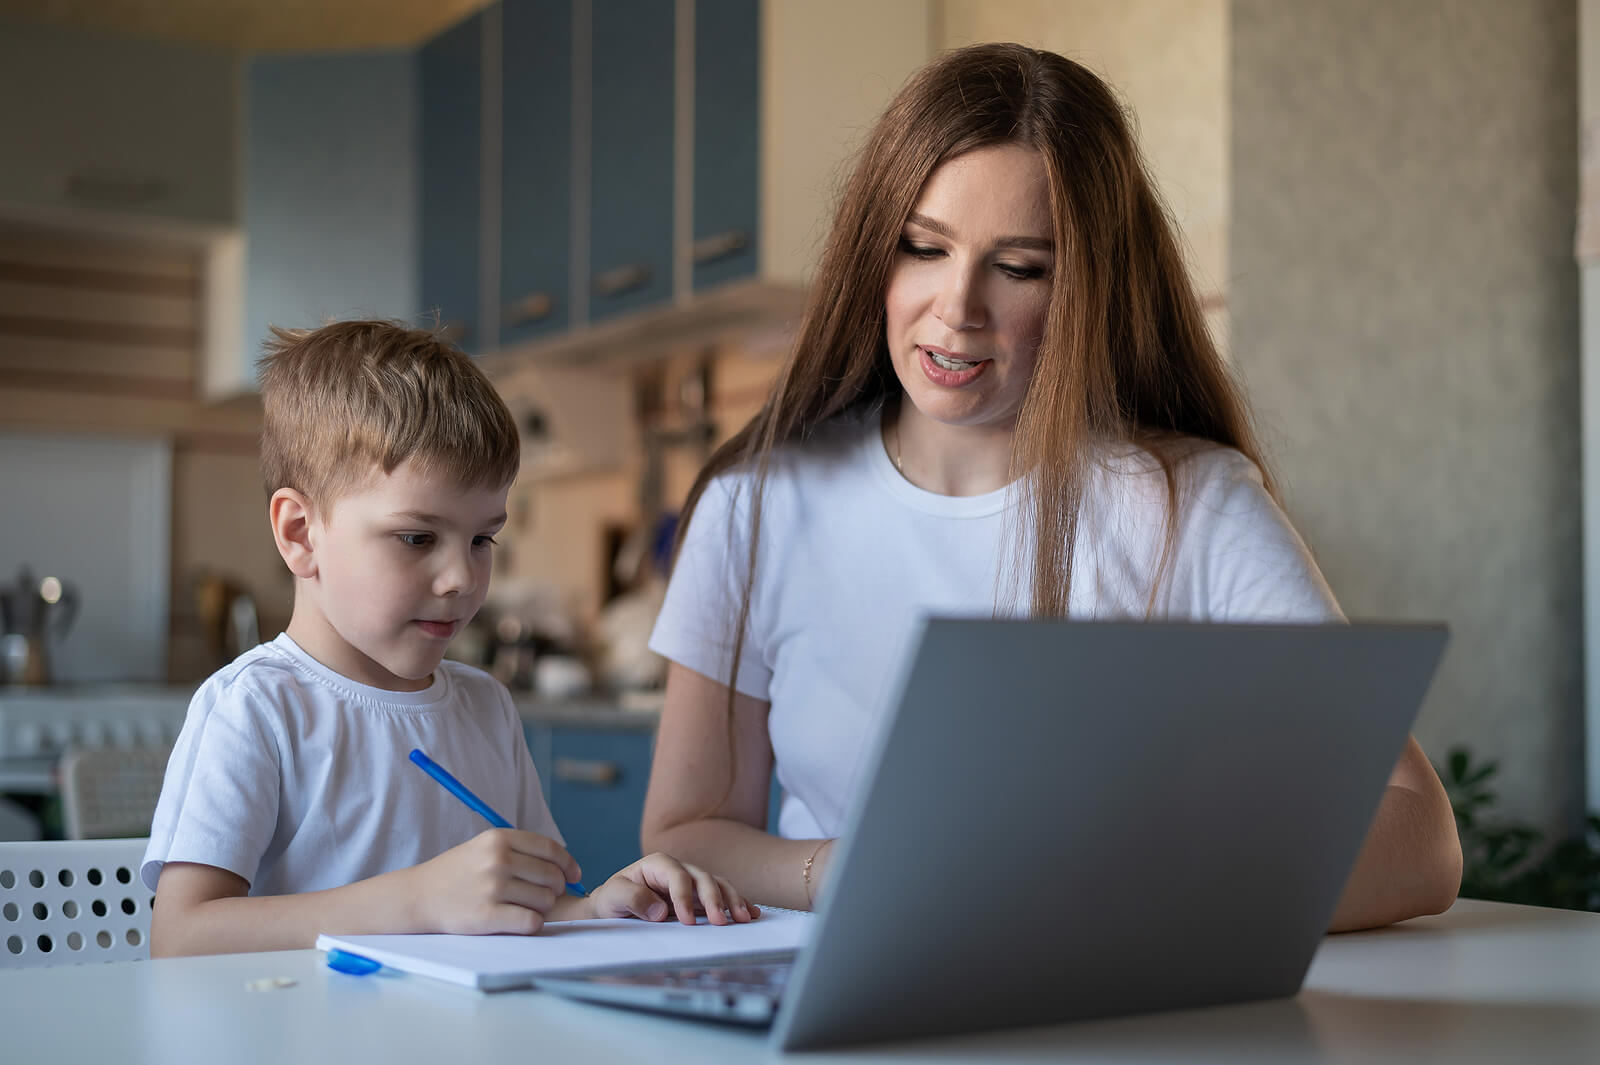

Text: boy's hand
xmin=409 ymin=828 xmax=583 ymax=935
xmin=589 ymin=853 xmax=760 ymax=925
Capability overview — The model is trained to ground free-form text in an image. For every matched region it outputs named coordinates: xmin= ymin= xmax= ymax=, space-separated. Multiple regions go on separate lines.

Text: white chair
xmin=0 ymin=838 xmax=153 ymax=968
xmin=59 ymin=745 xmax=171 ymax=840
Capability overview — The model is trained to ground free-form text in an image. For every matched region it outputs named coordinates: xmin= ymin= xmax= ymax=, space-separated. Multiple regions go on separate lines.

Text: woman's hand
xmin=589 ymin=853 xmax=760 ymax=925
xmin=406 ymin=828 xmax=583 ymax=935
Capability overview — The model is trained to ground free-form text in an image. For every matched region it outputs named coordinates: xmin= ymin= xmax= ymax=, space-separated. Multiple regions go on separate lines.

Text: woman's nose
xmin=933 ymin=266 xmax=986 ymax=330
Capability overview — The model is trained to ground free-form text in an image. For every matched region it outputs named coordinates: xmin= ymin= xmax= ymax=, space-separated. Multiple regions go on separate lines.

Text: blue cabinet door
xmin=419 ymin=11 xmax=484 ymax=351
xmin=501 ymin=0 xmax=573 ymax=346
xmin=587 ymin=0 xmax=675 ymax=321
xmin=693 ymin=0 xmax=759 ymax=291
xmin=545 ymin=726 xmax=654 ymax=883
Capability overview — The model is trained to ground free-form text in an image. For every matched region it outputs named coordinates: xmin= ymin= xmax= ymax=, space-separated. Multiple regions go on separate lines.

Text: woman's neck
xmin=884 ymin=401 xmax=1017 ymax=496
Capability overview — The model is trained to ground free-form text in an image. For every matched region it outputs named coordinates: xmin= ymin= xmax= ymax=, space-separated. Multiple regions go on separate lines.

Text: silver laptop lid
xmin=771 ymin=618 xmax=1448 ymax=1050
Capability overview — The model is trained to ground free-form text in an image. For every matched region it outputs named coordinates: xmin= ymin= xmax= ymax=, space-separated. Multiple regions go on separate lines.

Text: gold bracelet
xmin=802 ymin=840 xmax=828 ymax=908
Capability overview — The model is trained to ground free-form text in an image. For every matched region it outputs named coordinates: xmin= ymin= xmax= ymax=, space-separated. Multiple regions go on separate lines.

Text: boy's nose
xmin=434 ymin=552 xmax=478 ymax=597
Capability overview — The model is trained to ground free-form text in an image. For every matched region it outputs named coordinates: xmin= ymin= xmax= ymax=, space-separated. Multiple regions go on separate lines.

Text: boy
xmin=144 ymin=320 xmax=756 ymax=957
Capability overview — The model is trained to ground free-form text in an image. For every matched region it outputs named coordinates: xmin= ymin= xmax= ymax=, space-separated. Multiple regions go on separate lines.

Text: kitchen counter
xmin=0 ymin=685 xmax=194 ymax=760
xmin=0 ymin=683 xmax=661 ymax=765
xmin=514 ymin=692 xmax=661 ymax=729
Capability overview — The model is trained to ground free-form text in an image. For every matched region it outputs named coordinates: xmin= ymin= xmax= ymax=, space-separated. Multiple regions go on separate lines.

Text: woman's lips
xmin=918 ymin=345 xmax=990 ymax=387
xmin=415 ymin=619 xmax=458 ymax=640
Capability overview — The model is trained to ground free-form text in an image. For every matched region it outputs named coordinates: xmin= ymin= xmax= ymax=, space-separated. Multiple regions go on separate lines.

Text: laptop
xmin=535 ymin=618 xmax=1449 ymax=1050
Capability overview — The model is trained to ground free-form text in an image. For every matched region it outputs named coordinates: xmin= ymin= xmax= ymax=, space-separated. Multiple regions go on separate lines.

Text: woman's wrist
xmin=801 ymin=839 xmax=832 ymax=909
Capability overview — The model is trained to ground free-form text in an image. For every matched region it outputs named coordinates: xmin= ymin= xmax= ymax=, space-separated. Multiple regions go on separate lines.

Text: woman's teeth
xmin=928 ymin=350 xmax=980 ymax=371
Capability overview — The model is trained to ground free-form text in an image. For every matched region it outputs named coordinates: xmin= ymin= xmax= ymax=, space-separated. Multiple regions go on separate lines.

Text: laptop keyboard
xmin=601 ymin=959 xmax=792 ymax=994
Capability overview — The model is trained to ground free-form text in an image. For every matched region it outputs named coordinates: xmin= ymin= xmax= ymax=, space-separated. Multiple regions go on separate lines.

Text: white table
xmin=6 ymin=899 xmax=1599 ymax=1064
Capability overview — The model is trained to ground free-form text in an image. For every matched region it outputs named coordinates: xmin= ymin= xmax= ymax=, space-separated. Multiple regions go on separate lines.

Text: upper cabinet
xmin=0 ymin=18 xmax=238 ymax=228
xmin=500 ymin=0 xmax=574 ymax=348
xmin=586 ymin=0 xmax=677 ymax=323
xmin=0 ymin=0 xmax=938 ymax=394
xmin=691 ymin=0 xmax=760 ymax=293
xmin=426 ymin=0 xmax=936 ymax=368
xmin=419 ymin=9 xmax=487 ymax=352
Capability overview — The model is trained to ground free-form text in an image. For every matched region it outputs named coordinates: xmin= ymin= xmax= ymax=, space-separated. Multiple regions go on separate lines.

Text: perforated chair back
xmin=0 ymin=838 xmax=153 ymax=968
xmin=60 ymin=745 xmax=171 ymax=840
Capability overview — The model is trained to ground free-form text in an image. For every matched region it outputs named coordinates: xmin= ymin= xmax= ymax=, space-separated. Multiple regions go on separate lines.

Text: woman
xmin=640 ymin=43 xmax=1461 ymax=930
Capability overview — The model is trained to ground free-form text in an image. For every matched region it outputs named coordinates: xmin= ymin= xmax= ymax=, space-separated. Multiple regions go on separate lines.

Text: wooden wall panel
xmin=0 ymin=220 xmax=269 ymax=684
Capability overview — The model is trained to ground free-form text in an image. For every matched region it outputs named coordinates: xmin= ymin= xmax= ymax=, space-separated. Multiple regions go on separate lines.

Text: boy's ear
xmin=269 ymin=488 xmax=318 ymax=579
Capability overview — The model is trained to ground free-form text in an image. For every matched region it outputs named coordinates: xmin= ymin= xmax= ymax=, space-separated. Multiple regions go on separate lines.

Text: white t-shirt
xmin=141 ymin=634 xmax=560 ymax=895
xmin=649 ymin=410 xmax=1343 ymax=840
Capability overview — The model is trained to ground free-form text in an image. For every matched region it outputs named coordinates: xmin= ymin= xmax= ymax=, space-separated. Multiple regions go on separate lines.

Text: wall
xmin=0 ymin=220 xmax=289 ymax=684
xmin=1580 ymin=0 xmax=1600 ymax=817
xmin=241 ymin=51 xmax=421 ymax=388
xmin=492 ymin=345 xmax=779 ymax=631
xmin=938 ymin=0 xmax=1229 ymax=344
xmin=1232 ymin=0 xmax=1581 ymax=833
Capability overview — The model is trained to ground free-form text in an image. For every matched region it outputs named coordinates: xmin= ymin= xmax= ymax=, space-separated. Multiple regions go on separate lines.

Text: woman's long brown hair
xmin=674 ymin=44 xmax=1270 ymax=789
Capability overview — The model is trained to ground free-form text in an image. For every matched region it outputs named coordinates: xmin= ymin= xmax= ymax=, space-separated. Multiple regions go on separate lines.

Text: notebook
xmin=316 ymin=907 xmax=812 ymax=992
xmin=326 ymin=619 xmax=1449 ymax=1051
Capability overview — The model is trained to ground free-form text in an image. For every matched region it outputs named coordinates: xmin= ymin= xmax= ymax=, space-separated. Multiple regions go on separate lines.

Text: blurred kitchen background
xmin=0 ymin=0 xmax=1593 ymax=882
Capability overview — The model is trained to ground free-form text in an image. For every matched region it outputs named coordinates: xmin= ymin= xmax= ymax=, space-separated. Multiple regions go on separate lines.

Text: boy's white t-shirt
xmin=141 ymin=633 xmax=560 ymax=895
xmin=649 ymin=410 xmax=1344 ymax=841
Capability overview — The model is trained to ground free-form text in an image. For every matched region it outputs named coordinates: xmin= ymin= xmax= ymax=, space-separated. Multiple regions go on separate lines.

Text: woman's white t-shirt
xmin=142 ymin=633 xmax=559 ymax=894
xmin=648 ymin=410 xmax=1343 ymax=840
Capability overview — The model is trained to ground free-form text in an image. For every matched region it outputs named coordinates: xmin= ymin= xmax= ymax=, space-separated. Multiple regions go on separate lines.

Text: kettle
xmin=0 ymin=566 xmax=80 ymax=685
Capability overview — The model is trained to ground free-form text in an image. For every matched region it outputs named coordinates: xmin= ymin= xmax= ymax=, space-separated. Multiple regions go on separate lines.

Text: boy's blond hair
xmin=259 ymin=320 xmax=520 ymax=507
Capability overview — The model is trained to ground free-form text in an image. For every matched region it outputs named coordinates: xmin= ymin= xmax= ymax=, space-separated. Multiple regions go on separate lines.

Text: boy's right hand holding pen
xmin=407 ymin=830 xmax=759 ymax=935
xmin=407 ymin=750 xmax=756 ymax=934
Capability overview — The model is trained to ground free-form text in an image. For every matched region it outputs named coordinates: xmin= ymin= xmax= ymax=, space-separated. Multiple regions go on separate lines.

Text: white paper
xmin=316 ymin=908 xmax=812 ymax=991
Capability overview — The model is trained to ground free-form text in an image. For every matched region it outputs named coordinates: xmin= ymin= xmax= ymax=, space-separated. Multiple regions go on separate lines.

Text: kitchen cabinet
xmin=524 ymin=720 xmax=653 ymax=882
xmin=419 ymin=9 xmax=486 ymax=351
xmin=521 ymin=712 xmax=783 ymax=883
xmin=500 ymin=0 xmax=574 ymax=347
xmin=586 ymin=0 xmax=677 ymax=323
xmin=691 ymin=0 xmax=760 ymax=292
xmin=0 ymin=19 xmax=239 ymax=228
xmin=480 ymin=0 xmax=938 ymax=368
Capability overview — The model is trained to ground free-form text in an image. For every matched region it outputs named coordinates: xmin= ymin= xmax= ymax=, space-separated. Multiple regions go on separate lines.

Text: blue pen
xmin=408 ymin=748 xmax=588 ymax=896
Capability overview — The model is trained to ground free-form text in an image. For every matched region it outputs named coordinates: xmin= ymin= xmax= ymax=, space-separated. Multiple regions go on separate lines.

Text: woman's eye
xmin=472 ymin=535 xmax=498 ymax=549
xmin=398 ymin=533 xmax=432 ymax=548
xmin=998 ymin=262 xmax=1048 ymax=281
xmin=897 ymin=237 xmax=942 ymax=259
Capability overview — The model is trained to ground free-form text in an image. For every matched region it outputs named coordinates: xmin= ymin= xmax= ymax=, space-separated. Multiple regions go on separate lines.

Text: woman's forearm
xmin=643 ymin=817 xmax=827 ymax=910
xmin=1327 ymin=782 xmax=1462 ymax=932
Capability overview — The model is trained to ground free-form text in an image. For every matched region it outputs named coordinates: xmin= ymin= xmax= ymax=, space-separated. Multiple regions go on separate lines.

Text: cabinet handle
xmin=64 ymin=170 xmax=170 ymax=207
xmin=502 ymin=291 xmax=555 ymax=326
xmin=691 ymin=230 xmax=750 ymax=265
xmin=592 ymin=263 xmax=652 ymax=298
xmin=553 ymin=757 xmax=621 ymax=786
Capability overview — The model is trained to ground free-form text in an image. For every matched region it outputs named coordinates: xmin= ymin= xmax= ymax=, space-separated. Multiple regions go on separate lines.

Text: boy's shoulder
xmin=432 ymin=656 xmax=515 ymax=706
xmin=195 ymin=636 xmax=298 ymax=693
xmin=185 ymin=636 xmax=323 ymax=719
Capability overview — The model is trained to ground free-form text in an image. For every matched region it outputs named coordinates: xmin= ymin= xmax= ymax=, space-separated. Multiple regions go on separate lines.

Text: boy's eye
xmin=398 ymin=533 xmax=433 ymax=547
